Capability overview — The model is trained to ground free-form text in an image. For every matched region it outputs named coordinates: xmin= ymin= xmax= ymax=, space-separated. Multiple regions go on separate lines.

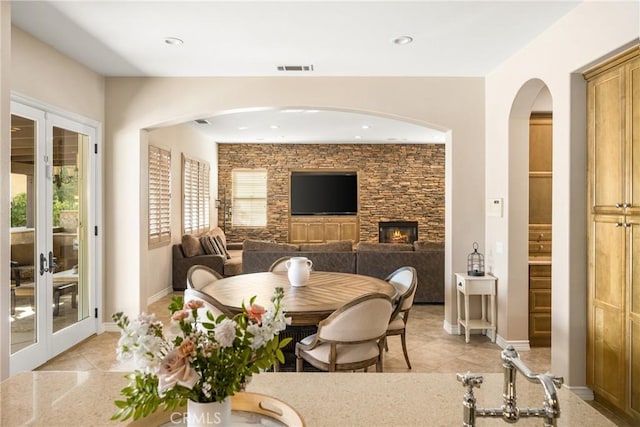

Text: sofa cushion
xmin=299 ymin=240 xmax=353 ymax=252
xmin=356 ymin=242 xmax=414 ymax=252
xmin=223 ymin=249 xmax=243 ymax=276
xmin=243 ymin=239 xmax=299 ymax=252
xmin=182 ymin=234 xmax=204 ymax=257
xmin=413 ymin=241 xmax=444 ymax=252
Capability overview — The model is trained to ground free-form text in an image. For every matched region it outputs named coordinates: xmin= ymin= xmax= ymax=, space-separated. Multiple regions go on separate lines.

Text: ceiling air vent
xmin=194 ymin=119 xmax=209 ymax=124
xmin=277 ymin=65 xmax=314 ymax=72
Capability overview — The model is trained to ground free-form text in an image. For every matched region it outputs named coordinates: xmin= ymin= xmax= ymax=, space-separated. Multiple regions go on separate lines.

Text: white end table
xmin=455 ymin=273 xmax=497 ymax=343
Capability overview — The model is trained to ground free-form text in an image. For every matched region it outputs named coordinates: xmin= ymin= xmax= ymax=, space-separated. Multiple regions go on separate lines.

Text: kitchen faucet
xmin=457 ymin=345 xmax=564 ymax=426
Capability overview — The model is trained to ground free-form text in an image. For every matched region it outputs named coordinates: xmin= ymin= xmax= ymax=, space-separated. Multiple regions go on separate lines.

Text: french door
xmin=9 ymin=100 xmax=99 ymax=374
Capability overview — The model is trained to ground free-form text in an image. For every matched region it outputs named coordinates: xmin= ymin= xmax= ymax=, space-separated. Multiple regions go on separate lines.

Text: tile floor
xmin=36 ymin=293 xmax=632 ymax=426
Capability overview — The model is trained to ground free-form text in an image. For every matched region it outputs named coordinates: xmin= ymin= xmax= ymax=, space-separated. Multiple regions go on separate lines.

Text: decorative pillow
xmin=413 ymin=241 xmax=444 ymax=252
xmin=207 ymin=227 xmax=227 ymax=249
xmin=200 ymin=236 xmax=219 ymax=255
xmin=182 ymin=234 xmax=204 ymax=257
xmin=242 ymin=239 xmax=299 ymax=252
xmin=214 ymin=235 xmax=232 ymax=260
xmin=356 ymin=242 xmax=414 ymax=252
xmin=299 ymin=240 xmax=353 ymax=252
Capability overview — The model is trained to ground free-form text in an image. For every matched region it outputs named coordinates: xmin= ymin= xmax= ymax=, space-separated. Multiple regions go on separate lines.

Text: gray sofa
xmin=242 ymin=239 xmax=444 ymax=303
xmin=172 ymin=227 xmax=242 ymax=291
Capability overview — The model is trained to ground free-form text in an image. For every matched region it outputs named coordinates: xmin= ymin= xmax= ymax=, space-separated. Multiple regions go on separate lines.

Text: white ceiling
xmin=11 ymin=0 xmax=578 ymax=143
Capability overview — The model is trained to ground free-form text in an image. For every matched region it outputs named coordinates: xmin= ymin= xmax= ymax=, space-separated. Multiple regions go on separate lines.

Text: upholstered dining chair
xmin=186 ymin=264 xmax=224 ymax=293
xmin=384 ymin=266 xmax=418 ymax=369
xmin=295 ymin=292 xmax=393 ymax=372
xmin=268 ymin=256 xmax=293 ymax=272
xmin=183 ymin=287 xmax=233 ymax=319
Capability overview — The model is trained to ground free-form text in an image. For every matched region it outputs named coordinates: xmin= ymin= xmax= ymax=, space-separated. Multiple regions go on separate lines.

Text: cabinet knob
xmin=616 ymin=202 xmax=623 ymax=208
xmin=623 ymin=203 xmax=631 ymax=208
xmin=615 ymin=222 xmax=623 ymax=227
xmin=539 ymin=233 xmax=545 ymax=238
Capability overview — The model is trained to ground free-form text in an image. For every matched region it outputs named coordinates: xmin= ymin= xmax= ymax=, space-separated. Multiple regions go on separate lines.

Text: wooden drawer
xmin=529 ymin=265 xmax=551 ymax=277
xmin=529 ymin=241 xmax=552 ymax=254
xmin=529 ymin=313 xmax=551 ymax=347
xmin=528 ymin=228 xmax=552 ymax=242
xmin=530 ymin=276 xmax=551 ymax=289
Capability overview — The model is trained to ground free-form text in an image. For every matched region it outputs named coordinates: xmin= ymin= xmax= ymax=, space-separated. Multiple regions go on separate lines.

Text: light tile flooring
xmin=37 ymin=293 xmax=631 ymax=426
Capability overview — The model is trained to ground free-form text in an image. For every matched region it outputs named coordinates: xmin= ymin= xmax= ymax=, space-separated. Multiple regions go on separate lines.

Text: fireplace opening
xmin=379 ymin=221 xmax=418 ymax=244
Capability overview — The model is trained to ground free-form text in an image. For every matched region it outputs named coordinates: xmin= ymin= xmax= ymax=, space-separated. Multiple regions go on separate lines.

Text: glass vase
xmin=186 ymin=397 xmax=231 ymax=427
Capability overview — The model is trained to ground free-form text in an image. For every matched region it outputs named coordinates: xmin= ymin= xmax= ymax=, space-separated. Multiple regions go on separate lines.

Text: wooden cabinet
xmin=529 ymin=263 xmax=551 ymax=347
xmin=586 ymin=46 xmax=640 ymax=422
xmin=289 ymin=216 xmax=358 ymax=243
xmin=528 ymin=113 xmax=552 ymax=347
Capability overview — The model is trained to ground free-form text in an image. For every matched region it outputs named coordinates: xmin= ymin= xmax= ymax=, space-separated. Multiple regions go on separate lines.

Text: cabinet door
xmin=629 ymin=218 xmax=640 ymax=418
xmin=588 ymin=215 xmax=627 ymax=409
xmin=628 ymin=56 xmax=640 ymax=216
xmin=588 ymin=67 xmax=626 ymax=215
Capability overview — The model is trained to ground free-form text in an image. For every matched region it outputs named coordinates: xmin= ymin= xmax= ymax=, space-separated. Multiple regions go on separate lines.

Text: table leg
xmin=464 ymin=294 xmax=470 ymax=343
xmin=491 ymin=294 xmax=496 ymax=343
xmin=456 ymin=289 xmax=462 ymax=336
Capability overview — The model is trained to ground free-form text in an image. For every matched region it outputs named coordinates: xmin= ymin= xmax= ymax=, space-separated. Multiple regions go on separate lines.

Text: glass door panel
xmin=51 ymin=126 xmax=90 ymax=334
xmin=10 ymin=114 xmax=38 ymax=353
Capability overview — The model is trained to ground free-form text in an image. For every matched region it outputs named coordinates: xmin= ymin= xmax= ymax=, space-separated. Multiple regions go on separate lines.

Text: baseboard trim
xmin=496 ymin=335 xmax=531 ymax=351
xmin=102 ymin=321 xmax=119 ymax=333
xmin=147 ymin=286 xmax=173 ymax=305
xmin=443 ymin=320 xmax=459 ymax=334
xmin=565 ymin=386 xmax=594 ymax=401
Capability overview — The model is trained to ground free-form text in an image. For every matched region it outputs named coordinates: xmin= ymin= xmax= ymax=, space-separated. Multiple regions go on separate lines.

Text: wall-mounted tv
xmin=290 ymin=171 xmax=358 ymax=215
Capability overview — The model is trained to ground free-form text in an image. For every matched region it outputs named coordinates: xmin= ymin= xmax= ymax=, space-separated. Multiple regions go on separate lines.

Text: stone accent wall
xmin=217 ymin=143 xmax=444 ymax=244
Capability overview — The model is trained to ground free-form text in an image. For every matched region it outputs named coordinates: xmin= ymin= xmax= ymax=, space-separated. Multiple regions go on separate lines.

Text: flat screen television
xmin=290 ymin=171 xmax=358 ymax=215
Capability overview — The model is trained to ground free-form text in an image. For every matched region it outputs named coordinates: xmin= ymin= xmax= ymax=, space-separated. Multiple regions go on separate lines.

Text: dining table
xmin=201 ymin=271 xmax=397 ymax=326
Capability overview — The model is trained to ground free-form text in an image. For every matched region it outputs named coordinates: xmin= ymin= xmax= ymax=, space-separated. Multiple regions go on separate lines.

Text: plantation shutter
xmin=182 ymin=155 xmax=210 ymax=234
xmin=148 ymin=145 xmax=171 ymax=247
xmin=232 ymin=169 xmax=267 ymax=227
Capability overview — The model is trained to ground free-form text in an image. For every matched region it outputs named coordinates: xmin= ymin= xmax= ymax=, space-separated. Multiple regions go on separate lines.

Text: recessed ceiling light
xmin=393 ymin=36 xmax=413 ymax=45
xmin=164 ymin=37 xmax=184 ymax=46
xmin=355 ymin=136 xmax=362 ymax=139
xmin=305 ymin=110 xmax=320 ymax=114
xmin=361 ymin=125 xmax=371 ymax=129
xmin=270 ymin=125 xmax=280 ymax=129
xmin=238 ymin=126 xmax=249 ymax=130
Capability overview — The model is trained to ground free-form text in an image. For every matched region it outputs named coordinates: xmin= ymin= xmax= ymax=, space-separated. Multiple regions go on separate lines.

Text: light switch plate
xmin=487 ymin=198 xmax=503 ymax=217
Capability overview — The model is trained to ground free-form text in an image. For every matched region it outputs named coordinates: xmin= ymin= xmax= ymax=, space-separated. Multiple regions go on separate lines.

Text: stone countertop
xmin=0 ymin=371 xmax=614 ymax=427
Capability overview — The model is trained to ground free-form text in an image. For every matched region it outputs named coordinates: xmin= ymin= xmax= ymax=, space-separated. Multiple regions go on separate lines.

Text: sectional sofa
xmin=242 ymin=240 xmax=444 ymax=303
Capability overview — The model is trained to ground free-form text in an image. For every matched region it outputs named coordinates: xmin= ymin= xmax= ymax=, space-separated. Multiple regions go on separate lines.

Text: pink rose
xmin=178 ymin=339 xmax=196 ymax=358
xmin=184 ymin=299 xmax=204 ymax=310
xmin=158 ymin=349 xmax=200 ymax=393
xmin=172 ymin=310 xmax=189 ymax=321
xmin=247 ymin=304 xmax=266 ymax=324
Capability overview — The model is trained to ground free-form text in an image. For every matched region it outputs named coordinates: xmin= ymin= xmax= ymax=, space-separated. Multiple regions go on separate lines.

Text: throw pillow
xmin=199 ymin=236 xmax=218 ymax=255
xmin=182 ymin=234 xmax=204 ymax=257
xmin=214 ymin=235 xmax=232 ymax=260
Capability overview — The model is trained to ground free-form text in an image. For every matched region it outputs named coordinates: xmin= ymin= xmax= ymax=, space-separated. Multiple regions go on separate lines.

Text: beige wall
xmin=145 ymin=124 xmax=217 ymax=301
xmin=105 ymin=76 xmax=485 ymax=321
xmin=217 ymin=143 xmax=445 ymax=244
xmin=485 ymin=1 xmax=639 ymax=389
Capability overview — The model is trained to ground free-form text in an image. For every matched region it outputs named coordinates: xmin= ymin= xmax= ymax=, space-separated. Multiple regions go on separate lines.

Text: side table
xmin=455 ymin=273 xmax=497 ymax=343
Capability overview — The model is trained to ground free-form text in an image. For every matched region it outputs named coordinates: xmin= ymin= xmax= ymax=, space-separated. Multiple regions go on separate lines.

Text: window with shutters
xmin=232 ymin=169 xmax=267 ymax=227
xmin=182 ymin=154 xmax=210 ymax=235
xmin=148 ymin=145 xmax=172 ymax=248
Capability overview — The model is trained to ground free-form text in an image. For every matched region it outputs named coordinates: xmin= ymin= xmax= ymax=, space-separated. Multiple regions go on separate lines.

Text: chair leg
xmin=11 ymin=287 xmax=15 ymax=315
xmin=296 ymin=356 xmax=303 ymax=372
xmin=400 ymin=331 xmax=411 ymax=369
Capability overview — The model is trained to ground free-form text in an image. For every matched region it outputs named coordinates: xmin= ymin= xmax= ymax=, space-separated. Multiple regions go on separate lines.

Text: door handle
xmin=39 ymin=253 xmax=48 ymax=275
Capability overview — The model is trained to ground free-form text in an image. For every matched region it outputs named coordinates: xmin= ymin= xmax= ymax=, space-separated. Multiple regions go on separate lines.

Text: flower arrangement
xmin=111 ymin=287 xmax=291 ymax=421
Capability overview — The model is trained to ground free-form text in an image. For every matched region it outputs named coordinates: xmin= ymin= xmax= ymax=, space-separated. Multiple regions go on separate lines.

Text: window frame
xmin=182 ymin=154 xmax=210 ymax=235
xmin=148 ymin=145 xmax=172 ymax=248
xmin=232 ymin=168 xmax=267 ymax=228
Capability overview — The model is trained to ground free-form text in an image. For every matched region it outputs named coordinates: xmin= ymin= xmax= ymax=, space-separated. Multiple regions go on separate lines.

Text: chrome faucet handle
xmin=457 ymin=372 xmax=484 ymax=391
xmin=551 ymin=375 xmax=564 ymax=389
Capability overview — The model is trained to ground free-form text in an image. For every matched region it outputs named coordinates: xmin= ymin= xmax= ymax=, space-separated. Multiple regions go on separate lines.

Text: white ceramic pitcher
xmin=285 ymin=257 xmax=313 ymax=287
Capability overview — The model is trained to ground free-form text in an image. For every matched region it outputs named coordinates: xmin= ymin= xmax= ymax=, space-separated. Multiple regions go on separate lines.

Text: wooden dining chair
xmin=384 ymin=266 xmax=418 ymax=369
xmin=186 ymin=264 xmax=224 ymax=292
xmin=295 ymin=292 xmax=393 ymax=372
xmin=268 ymin=256 xmax=292 ymax=272
xmin=184 ymin=288 xmax=233 ymax=319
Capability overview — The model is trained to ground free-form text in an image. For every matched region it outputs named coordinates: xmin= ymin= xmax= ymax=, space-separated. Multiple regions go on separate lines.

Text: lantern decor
xmin=467 ymin=242 xmax=485 ymax=276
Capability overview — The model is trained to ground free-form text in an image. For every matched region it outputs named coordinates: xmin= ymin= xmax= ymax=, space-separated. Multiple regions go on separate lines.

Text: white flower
xmin=214 ymin=318 xmax=237 ymax=347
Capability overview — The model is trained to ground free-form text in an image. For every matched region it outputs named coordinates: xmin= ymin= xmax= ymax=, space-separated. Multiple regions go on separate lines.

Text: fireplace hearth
xmin=379 ymin=221 xmax=418 ymax=244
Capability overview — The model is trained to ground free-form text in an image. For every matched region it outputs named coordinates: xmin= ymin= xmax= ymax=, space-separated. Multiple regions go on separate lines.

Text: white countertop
xmin=0 ymin=371 xmax=614 ymax=426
